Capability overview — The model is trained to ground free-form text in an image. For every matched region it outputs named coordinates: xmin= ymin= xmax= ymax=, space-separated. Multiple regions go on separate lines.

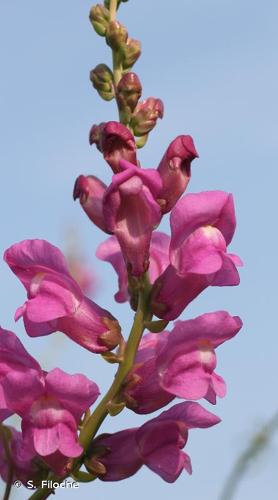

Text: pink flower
xmin=0 ymin=327 xmax=41 ymax=420
xmin=151 ymin=191 xmax=243 ymax=320
xmin=4 ymin=240 xmax=121 ymax=353
xmin=123 ymin=312 xmax=242 ymax=410
xmin=102 ymin=160 xmax=163 ymax=275
xmin=122 ymin=331 xmax=174 ymax=414
xmin=91 ymin=402 xmax=220 ymax=482
xmin=74 ymin=162 xmax=162 ymax=276
xmin=96 ymin=231 xmax=170 ymax=302
xmin=0 ymin=329 xmax=100 ymax=475
xmin=73 ymin=175 xmax=108 ymax=233
xmin=90 ymin=121 xmax=137 ymax=173
xmin=20 ymin=368 xmax=97 ymax=469
xmin=0 ymin=427 xmax=41 ymax=486
xmin=157 ymin=135 xmax=199 ymax=213
xmin=157 ymin=311 xmax=243 ymax=403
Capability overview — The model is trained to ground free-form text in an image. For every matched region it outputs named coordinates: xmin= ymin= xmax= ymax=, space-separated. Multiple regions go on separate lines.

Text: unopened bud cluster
xmin=89 ymin=1 xmax=163 ymax=147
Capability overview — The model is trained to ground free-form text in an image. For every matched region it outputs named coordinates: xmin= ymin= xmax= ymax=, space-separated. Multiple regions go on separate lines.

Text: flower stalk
xmin=28 ymin=274 xmax=151 ymax=500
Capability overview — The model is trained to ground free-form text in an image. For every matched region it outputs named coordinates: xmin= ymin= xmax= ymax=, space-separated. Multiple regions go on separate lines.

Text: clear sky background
xmin=0 ymin=1 xmax=278 ymax=499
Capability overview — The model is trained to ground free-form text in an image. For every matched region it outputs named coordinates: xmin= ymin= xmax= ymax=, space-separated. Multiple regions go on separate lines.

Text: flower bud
xmin=89 ymin=122 xmax=105 ymax=149
xmin=90 ymin=64 xmax=114 ymax=101
xmin=106 ymin=21 xmax=128 ymax=51
xmin=101 ymin=121 xmax=137 ymax=172
xmin=157 ymin=135 xmax=199 ymax=213
xmin=131 ymin=97 xmax=164 ymax=136
xmin=73 ymin=175 xmax=109 ymax=233
xmin=121 ymin=38 xmax=141 ymax=70
xmin=117 ymin=73 xmax=142 ymax=122
xmin=89 ymin=5 xmax=110 ymax=37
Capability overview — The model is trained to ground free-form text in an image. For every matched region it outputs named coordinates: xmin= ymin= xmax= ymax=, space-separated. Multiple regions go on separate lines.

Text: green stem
xmin=28 ymin=276 xmax=151 ymax=500
xmin=79 ymin=279 xmax=150 ymax=448
xmin=109 ymin=0 xmax=117 ymax=21
xmin=0 ymin=425 xmax=14 ymax=500
xmin=109 ymin=0 xmax=124 ymax=119
xmin=112 ymin=51 xmax=122 ymax=87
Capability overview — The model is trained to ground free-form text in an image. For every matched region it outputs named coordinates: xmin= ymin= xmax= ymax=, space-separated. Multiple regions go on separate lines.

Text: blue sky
xmin=0 ymin=1 xmax=278 ymax=499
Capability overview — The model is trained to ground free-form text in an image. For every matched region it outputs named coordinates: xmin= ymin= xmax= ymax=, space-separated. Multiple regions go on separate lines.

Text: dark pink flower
xmin=103 ymin=160 xmax=163 ymax=275
xmin=96 ymin=231 xmax=170 ymax=302
xmin=93 ymin=402 xmax=220 ymax=482
xmin=19 ymin=368 xmax=99 ymax=474
xmin=151 ymin=191 xmax=242 ymax=320
xmin=0 ymin=329 xmax=99 ymax=475
xmin=4 ymin=240 xmax=121 ymax=353
xmin=122 ymin=331 xmax=174 ymax=414
xmin=157 ymin=311 xmax=242 ymax=403
xmin=90 ymin=121 xmax=137 ymax=173
xmin=0 ymin=427 xmax=41 ymax=486
xmin=73 ymin=175 xmax=109 ymax=233
xmin=0 ymin=327 xmax=41 ymax=420
xmin=157 ymin=135 xmax=199 ymax=213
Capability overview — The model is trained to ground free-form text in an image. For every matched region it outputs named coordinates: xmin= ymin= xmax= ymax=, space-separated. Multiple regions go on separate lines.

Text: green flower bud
xmin=121 ymin=38 xmax=141 ymax=70
xmin=106 ymin=21 xmax=128 ymax=51
xmin=90 ymin=64 xmax=114 ymax=101
xmin=89 ymin=5 xmax=110 ymax=37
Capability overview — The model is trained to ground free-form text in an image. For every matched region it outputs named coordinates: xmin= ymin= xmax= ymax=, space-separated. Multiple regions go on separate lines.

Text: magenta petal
xmin=27 ymin=399 xmax=82 ymax=458
xmin=33 ymin=423 xmax=82 ymax=458
xmin=96 ymin=236 xmax=129 ymax=303
xmin=142 ymin=444 xmax=190 ymax=483
xmin=104 ymin=166 xmax=162 ymax=275
xmin=170 ymin=191 xmax=236 ymax=256
xmin=97 ymin=231 xmax=170 ymax=304
xmin=45 ymin=368 xmax=100 ymax=422
xmin=33 ymin=425 xmax=60 ymax=456
xmin=25 ymin=275 xmax=79 ymax=323
xmin=4 ymin=239 xmax=71 ymax=290
xmin=210 ymin=372 xmax=227 ymax=400
xmin=73 ymin=175 xmax=109 ymax=232
xmin=124 ymin=331 xmax=174 ymax=414
xmin=148 ymin=232 xmax=170 ymax=283
xmin=160 ymin=357 xmax=211 ymax=400
xmin=151 ymin=265 xmax=212 ymax=320
xmin=57 ymin=297 xmax=121 ymax=353
xmin=155 ymin=401 xmax=221 ymax=429
xmin=1 ymin=370 xmax=44 ymax=416
xmin=172 ymin=227 xmax=226 ymax=275
xmin=0 ymin=327 xmax=41 ymax=371
xmin=135 ymin=404 xmax=214 ymax=483
xmin=157 ymin=312 xmax=241 ymax=402
xmin=101 ymin=121 xmax=138 ymax=173
xmin=55 ymin=423 xmax=83 ymax=457
xmin=0 ymin=409 xmax=13 ymax=422
xmin=212 ymin=253 xmax=241 ymax=286
xmin=22 ymin=316 xmax=57 ymax=337
xmin=157 ymin=134 xmax=198 ymax=213
xmin=162 ymin=311 xmax=243 ymax=352
xmin=96 ymin=429 xmax=142 ymax=481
